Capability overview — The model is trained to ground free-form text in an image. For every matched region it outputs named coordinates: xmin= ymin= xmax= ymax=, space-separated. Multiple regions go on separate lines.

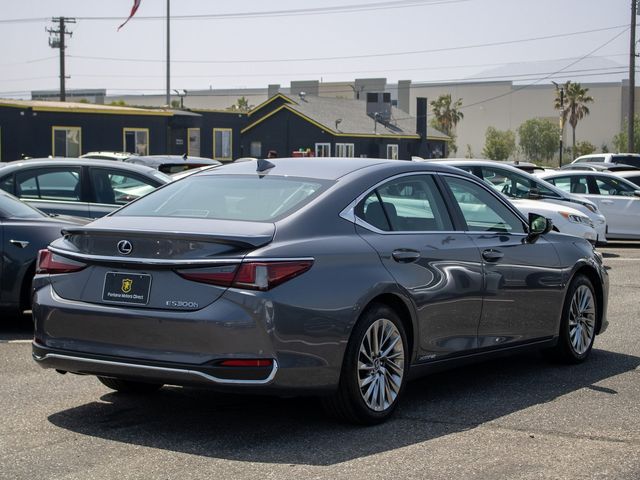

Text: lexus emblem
xmin=117 ymin=240 xmax=133 ymax=255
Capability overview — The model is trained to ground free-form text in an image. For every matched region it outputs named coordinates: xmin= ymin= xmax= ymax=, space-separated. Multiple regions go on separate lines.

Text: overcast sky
xmin=0 ymin=0 xmax=632 ymax=99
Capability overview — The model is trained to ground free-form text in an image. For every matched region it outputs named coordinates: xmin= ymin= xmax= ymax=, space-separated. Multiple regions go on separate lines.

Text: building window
xmin=123 ymin=128 xmax=149 ymax=156
xmin=335 ymin=143 xmax=355 ymax=157
xmin=52 ymin=126 xmax=81 ymax=157
xmin=214 ymin=128 xmax=233 ymax=160
xmin=315 ymin=143 xmax=331 ymax=157
xmin=250 ymin=141 xmax=262 ymax=158
xmin=188 ymin=128 xmax=201 ymax=157
xmin=387 ymin=144 xmax=399 ymax=160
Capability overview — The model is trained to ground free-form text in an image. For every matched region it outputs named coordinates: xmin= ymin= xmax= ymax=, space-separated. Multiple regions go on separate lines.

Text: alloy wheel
xmin=357 ymin=318 xmax=405 ymax=412
xmin=568 ymin=284 xmax=596 ymax=355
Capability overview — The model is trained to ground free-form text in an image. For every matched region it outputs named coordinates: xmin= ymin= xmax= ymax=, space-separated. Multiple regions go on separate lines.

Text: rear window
xmin=115 ymin=175 xmax=330 ymax=221
xmin=611 ymin=155 xmax=640 ymax=168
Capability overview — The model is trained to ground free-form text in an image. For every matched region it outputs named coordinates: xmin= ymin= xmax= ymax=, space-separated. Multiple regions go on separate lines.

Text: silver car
xmin=32 ymin=158 xmax=609 ymax=424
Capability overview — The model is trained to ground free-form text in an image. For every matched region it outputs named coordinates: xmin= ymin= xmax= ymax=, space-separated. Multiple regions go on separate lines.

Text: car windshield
xmin=114 ymin=175 xmax=331 ymax=221
xmin=0 ymin=191 xmax=45 ymax=219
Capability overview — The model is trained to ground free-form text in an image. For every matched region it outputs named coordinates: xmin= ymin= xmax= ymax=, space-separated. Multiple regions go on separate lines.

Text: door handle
xmin=392 ymin=249 xmax=421 ymax=263
xmin=482 ymin=249 xmax=504 ymax=262
xmin=10 ymin=239 xmax=30 ymax=249
xmin=600 ymin=200 xmax=614 ymax=205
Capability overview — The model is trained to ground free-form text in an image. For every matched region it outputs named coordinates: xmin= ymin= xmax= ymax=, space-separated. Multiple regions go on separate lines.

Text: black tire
xmin=97 ymin=376 xmax=163 ymax=394
xmin=323 ymin=303 xmax=409 ymax=425
xmin=549 ymin=274 xmax=597 ymax=364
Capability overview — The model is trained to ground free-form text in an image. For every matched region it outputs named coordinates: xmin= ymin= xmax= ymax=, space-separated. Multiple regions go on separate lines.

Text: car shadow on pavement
xmin=0 ymin=315 xmax=33 ymax=342
xmin=47 ymin=348 xmax=640 ymax=466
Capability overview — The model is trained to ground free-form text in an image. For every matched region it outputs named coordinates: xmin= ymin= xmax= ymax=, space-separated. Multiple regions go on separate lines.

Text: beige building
xmin=105 ymin=78 xmax=640 ymax=161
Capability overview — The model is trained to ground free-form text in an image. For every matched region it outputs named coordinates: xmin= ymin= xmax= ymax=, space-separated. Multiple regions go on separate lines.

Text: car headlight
xmin=582 ymin=202 xmax=599 ymax=214
xmin=560 ymin=211 xmax=594 ymax=228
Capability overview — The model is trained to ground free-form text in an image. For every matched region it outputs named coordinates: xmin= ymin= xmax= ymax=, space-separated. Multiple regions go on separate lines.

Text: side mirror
xmin=634 ymin=190 xmax=640 ymax=198
xmin=527 ymin=187 xmax=541 ymax=199
xmin=527 ymin=213 xmax=552 ymax=243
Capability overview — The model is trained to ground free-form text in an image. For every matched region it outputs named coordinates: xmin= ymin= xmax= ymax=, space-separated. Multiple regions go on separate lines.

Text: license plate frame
xmin=102 ymin=272 xmax=152 ymax=305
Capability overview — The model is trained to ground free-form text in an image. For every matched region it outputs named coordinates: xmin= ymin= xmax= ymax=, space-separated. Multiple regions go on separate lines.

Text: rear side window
xmin=355 ymin=174 xmax=452 ymax=232
xmin=580 ymin=156 xmax=605 ymax=163
xmin=15 ymin=168 xmax=81 ymax=201
xmin=443 ymin=176 xmax=525 ymax=234
xmin=115 ymin=175 xmax=329 ymax=221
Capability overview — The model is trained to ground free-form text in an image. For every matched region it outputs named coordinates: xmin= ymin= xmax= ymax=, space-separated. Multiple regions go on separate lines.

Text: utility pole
xmin=46 ymin=17 xmax=76 ymax=102
xmin=552 ymin=81 xmax=565 ymax=167
xmin=629 ymin=0 xmax=637 ymax=152
xmin=47 ymin=17 xmax=75 ymax=102
xmin=166 ymin=0 xmax=171 ymax=107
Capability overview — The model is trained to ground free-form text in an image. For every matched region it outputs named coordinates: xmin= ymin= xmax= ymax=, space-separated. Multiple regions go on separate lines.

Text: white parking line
xmin=604 ymin=258 xmax=640 ymax=261
xmin=6 ymin=339 xmax=32 ymax=344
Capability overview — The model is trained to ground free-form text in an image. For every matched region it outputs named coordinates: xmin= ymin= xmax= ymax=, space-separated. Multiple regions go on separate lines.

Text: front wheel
xmin=550 ymin=274 xmax=597 ymax=364
xmin=97 ymin=376 xmax=163 ymax=394
xmin=323 ymin=303 xmax=408 ymax=425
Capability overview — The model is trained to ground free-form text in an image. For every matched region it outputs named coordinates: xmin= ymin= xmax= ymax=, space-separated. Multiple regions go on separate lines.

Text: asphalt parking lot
xmin=1 ymin=243 xmax=639 ymax=480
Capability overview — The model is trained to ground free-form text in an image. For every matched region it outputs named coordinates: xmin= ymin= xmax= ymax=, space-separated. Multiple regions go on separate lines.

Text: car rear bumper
xmin=32 ymin=283 xmax=343 ymax=394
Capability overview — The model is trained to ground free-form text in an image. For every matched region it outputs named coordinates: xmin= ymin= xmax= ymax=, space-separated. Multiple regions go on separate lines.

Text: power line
xmin=66 ymin=25 xmax=628 ymax=65
xmin=0 ymin=0 xmax=470 ymax=24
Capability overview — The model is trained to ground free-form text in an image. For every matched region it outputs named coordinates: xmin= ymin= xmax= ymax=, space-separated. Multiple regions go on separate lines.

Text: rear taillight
xmin=36 ymin=249 xmax=86 ymax=274
xmin=177 ymin=260 xmax=313 ymax=291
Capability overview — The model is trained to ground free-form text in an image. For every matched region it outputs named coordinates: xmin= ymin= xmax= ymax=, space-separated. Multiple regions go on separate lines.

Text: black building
xmin=239 ymin=93 xmax=449 ymax=160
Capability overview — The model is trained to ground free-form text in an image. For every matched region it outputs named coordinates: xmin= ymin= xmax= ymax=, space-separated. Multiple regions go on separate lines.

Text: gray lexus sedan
xmin=32 ymin=158 xmax=609 ymax=424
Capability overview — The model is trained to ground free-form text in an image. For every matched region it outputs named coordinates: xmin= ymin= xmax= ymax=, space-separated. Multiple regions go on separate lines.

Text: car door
xmin=13 ymin=167 xmax=90 ymax=217
xmin=87 ymin=167 xmax=161 ymax=218
xmin=439 ymin=174 xmax=564 ymax=349
xmin=587 ymin=174 xmax=640 ymax=237
xmin=353 ymin=173 xmax=484 ymax=361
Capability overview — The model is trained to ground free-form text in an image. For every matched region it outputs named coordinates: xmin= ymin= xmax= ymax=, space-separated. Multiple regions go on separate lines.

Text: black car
xmin=0 ymin=190 xmax=86 ymax=315
xmin=124 ymin=155 xmax=222 ymax=174
xmin=0 ymin=158 xmax=171 ymax=218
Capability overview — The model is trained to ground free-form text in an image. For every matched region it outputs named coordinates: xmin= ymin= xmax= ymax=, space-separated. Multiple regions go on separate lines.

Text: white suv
xmin=572 ymin=153 xmax=640 ymax=168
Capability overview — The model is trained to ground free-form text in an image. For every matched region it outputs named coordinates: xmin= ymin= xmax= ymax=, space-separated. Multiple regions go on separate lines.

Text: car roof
xmin=0 ymin=157 xmax=162 ymax=177
xmin=196 ymin=157 xmax=466 ymax=181
xmin=126 ymin=155 xmax=221 ymax=166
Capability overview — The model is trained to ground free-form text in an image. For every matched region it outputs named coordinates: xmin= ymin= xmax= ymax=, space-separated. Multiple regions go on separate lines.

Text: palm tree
xmin=429 ymin=94 xmax=464 ymax=136
xmin=554 ymin=81 xmax=593 ymax=160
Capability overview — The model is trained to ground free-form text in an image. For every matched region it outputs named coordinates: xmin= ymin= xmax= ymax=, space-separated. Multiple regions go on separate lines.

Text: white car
xmin=538 ymin=170 xmax=640 ymax=240
xmin=509 ymin=198 xmax=597 ymax=244
xmin=571 ymin=152 xmax=640 ymax=168
xmin=424 ymin=159 xmax=607 ymax=243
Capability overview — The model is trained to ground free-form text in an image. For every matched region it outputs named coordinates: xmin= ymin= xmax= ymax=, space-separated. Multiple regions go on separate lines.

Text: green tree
xmin=517 ymin=118 xmax=561 ymax=163
xmin=612 ymin=115 xmax=640 ymax=152
xmin=554 ymin=81 xmax=594 ymax=159
xmin=430 ymin=94 xmax=464 ymax=155
xmin=482 ymin=127 xmax=516 ymax=160
xmin=574 ymin=140 xmax=596 ymax=157
xmin=228 ymin=96 xmax=252 ymax=112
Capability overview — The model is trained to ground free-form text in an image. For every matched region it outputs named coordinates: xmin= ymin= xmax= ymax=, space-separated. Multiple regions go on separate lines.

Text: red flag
xmin=118 ymin=0 xmax=142 ymax=31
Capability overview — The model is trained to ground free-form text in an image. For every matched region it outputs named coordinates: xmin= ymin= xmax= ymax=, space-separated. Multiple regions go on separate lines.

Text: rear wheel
xmin=323 ymin=303 xmax=408 ymax=425
xmin=550 ymin=274 xmax=597 ymax=363
xmin=97 ymin=376 xmax=163 ymax=394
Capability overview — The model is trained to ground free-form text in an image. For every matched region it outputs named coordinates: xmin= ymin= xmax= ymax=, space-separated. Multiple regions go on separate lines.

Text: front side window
xmin=124 ymin=128 xmax=149 ymax=156
xmin=315 ymin=143 xmax=331 ymax=157
xmin=580 ymin=156 xmax=604 ymax=163
xmin=594 ymin=176 xmax=637 ymax=196
xmin=116 ymin=175 xmax=329 ymax=222
xmin=90 ymin=168 xmax=158 ymax=205
xmin=355 ymin=175 xmax=452 ymax=232
xmin=387 ymin=144 xmax=399 ymax=160
xmin=443 ymin=176 xmax=525 ymax=234
xmin=250 ymin=141 xmax=262 ymax=158
xmin=481 ymin=166 xmax=559 ymax=199
xmin=335 ymin=143 xmax=355 ymax=157
xmin=15 ymin=168 xmax=81 ymax=201
xmin=52 ymin=127 xmax=81 ymax=157
xmin=213 ymin=129 xmax=232 ymax=160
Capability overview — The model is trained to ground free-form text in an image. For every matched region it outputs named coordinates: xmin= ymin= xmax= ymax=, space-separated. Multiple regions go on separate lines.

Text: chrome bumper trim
xmin=33 ymin=352 xmax=278 ymax=385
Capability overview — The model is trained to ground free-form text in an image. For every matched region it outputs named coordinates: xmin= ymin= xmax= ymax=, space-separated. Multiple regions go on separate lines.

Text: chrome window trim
xmin=33 ymin=352 xmax=278 ymax=385
xmin=340 ymin=170 xmax=528 ymax=234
